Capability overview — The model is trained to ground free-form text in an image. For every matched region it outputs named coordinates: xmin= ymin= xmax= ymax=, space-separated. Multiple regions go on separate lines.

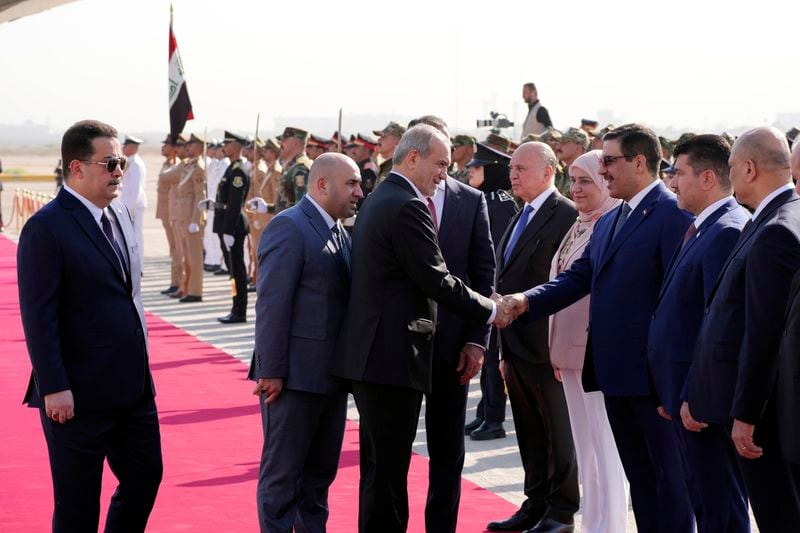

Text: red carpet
xmin=0 ymin=234 xmax=516 ymax=531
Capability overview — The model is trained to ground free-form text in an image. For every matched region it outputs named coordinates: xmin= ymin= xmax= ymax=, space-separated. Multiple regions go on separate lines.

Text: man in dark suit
xmin=333 ymin=124 xmax=506 ymax=532
xmin=487 ymin=142 xmax=579 ymax=533
xmin=17 ymin=120 xmax=162 ymax=532
xmin=778 ymin=271 xmax=800 ymax=468
xmin=684 ymin=126 xmax=800 ymax=532
xmin=425 ymin=157 xmax=495 ymax=533
xmin=648 ymin=135 xmax=750 ymax=532
xmin=504 ymin=124 xmax=695 ymax=533
xmin=249 ymin=153 xmax=362 ymax=532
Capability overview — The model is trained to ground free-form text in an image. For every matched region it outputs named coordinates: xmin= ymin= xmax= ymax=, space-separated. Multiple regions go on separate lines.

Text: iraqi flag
xmin=168 ymin=11 xmax=193 ymax=141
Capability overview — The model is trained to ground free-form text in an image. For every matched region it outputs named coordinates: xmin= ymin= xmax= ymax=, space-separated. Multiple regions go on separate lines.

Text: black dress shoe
xmin=179 ymin=295 xmax=202 ymax=303
xmin=470 ymin=421 xmax=506 ymax=441
xmin=214 ymin=268 xmax=230 ymax=276
xmin=217 ymin=313 xmax=246 ymax=324
xmin=169 ymin=291 xmax=185 ymax=299
xmin=203 ymin=263 xmax=219 ymax=272
xmin=160 ymin=285 xmax=179 ymax=295
xmin=247 ymin=283 xmax=257 ymax=293
xmin=522 ymin=517 xmax=575 ymax=533
xmin=465 ymin=417 xmax=483 ymax=435
xmin=487 ymin=510 xmax=540 ymax=531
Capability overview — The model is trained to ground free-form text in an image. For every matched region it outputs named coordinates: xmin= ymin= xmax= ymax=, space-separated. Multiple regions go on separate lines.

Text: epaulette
xmin=232 ymin=161 xmax=241 ymax=170
xmin=296 ymin=155 xmax=312 ymax=168
xmin=496 ymin=190 xmax=514 ymax=202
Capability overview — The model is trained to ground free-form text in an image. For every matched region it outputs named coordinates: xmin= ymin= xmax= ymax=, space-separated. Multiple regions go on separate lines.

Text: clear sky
xmin=1 ymin=0 xmax=798 ymax=139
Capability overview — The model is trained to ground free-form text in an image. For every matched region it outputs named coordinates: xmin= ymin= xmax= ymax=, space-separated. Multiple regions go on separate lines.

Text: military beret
xmin=466 ymin=142 xmax=512 ymax=168
xmin=580 ymin=119 xmax=599 ymax=129
xmin=539 ymin=128 xmax=563 ymax=143
xmin=280 ymin=126 xmax=309 ymax=141
xmin=373 ymin=121 xmax=407 ymax=138
xmin=351 ymin=133 xmax=378 ymax=151
xmin=123 ymin=135 xmax=143 ymax=145
xmin=261 ymin=137 xmax=281 ymax=153
xmin=786 ymin=127 xmax=800 ymax=143
xmin=561 ymin=127 xmax=590 ymax=148
xmin=223 ymin=130 xmax=246 ymax=144
xmin=308 ymin=134 xmax=333 ymax=148
xmin=483 ymin=133 xmax=511 ymax=153
xmin=245 ymin=137 xmax=265 ymax=149
xmin=452 ymin=134 xmax=477 ymax=147
xmin=520 ymin=133 xmax=541 ymax=144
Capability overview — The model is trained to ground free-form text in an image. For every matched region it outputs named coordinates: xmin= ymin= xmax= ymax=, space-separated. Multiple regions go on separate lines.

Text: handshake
xmin=490 ymin=293 xmax=529 ymax=328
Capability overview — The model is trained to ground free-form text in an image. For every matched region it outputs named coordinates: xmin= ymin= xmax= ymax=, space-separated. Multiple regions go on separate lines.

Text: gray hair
xmin=393 ymin=125 xmax=450 ymax=166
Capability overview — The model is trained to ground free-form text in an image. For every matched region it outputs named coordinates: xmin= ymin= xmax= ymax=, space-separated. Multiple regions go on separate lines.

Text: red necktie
xmin=426 ymin=197 xmax=439 ymax=233
xmin=681 ymin=223 xmax=697 ymax=248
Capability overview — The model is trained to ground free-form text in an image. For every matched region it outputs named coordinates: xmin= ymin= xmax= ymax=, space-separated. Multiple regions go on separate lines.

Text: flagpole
xmin=338 ymin=108 xmax=343 ymax=153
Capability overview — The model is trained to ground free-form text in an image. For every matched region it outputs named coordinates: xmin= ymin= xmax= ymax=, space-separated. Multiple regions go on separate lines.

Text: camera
xmin=476 ymin=111 xmax=514 ymax=133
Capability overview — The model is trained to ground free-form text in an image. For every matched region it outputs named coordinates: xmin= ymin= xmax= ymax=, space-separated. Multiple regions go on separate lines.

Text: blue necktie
xmin=611 ymin=202 xmax=632 ymax=242
xmin=331 ymin=223 xmax=351 ymax=272
xmin=503 ymin=204 xmax=534 ymax=264
xmin=101 ymin=210 xmax=128 ymax=278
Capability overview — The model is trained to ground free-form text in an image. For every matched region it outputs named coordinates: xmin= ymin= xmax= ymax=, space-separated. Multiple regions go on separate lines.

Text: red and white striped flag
xmin=168 ymin=6 xmax=193 ymax=141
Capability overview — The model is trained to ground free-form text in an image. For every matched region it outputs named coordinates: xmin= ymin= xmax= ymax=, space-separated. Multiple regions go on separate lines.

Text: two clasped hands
xmin=489 ymin=292 xmax=529 ymax=329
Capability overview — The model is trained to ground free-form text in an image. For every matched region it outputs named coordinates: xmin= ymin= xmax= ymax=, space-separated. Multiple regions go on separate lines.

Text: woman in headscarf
xmin=462 ymin=143 xmax=518 ymax=439
xmin=548 ymin=149 xmax=628 ymax=532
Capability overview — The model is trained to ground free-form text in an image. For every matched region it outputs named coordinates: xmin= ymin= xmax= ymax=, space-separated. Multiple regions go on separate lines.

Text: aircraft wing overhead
xmin=0 ymin=0 xmax=76 ymax=24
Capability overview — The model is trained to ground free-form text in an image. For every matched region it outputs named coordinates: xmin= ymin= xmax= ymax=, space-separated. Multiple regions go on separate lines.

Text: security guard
xmin=306 ymin=134 xmax=332 ymax=161
xmin=156 ymin=134 xmax=182 ymax=294
xmin=373 ymin=121 xmax=406 ymax=182
xmin=450 ymin=134 xmax=476 ymax=184
xmin=348 ymin=133 xmax=379 ymax=206
xmin=463 ymin=142 xmax=518 ymax=439
xmin=277 ymin=126 xmax=312 ymax=209
xmin=172 ymin=133 xmax=207 ymax=302
xmin=215 ymin=130 xmax=250 ymax=323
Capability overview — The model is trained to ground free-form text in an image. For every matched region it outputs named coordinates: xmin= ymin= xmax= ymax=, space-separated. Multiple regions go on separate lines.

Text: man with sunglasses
xmin=502 ymin=124 xmax=696 ymax=532
xmin=17 ymin=120 xmax=162 ymax=532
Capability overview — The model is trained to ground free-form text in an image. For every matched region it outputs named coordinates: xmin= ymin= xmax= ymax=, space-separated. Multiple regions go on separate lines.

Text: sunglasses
xmin=81 ymin=156 xmax=127 ymax=173
xmin=601 ymin=154 xmax=636 ymax=167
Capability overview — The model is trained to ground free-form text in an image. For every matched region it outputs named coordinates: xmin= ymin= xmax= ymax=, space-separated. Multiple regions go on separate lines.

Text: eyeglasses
xmin=601 ymin=154 xmax=636 ymax=166
xmin=80 ymin=156 xmax=127 ymax=173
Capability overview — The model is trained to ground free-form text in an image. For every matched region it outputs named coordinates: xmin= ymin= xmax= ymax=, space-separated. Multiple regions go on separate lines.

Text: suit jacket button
xmin=135 ymin=328 xmax=143 ymax=336
xmin=652 ymin=313 xmax=656 ymax=320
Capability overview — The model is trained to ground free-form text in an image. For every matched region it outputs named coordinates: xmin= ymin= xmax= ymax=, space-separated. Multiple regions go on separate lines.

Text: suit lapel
xmin=707 ymin=190 xmax=796 ymax=306
xmin=656 ymin=199 xmax=733 ymax=304
xmin=59 ymin=189 xmax=127 ymax=284
xmin=597 ymin=182 xmax=665 ymax=274
xmin=299 ymin=197 xmax=349 ymax=285
xmin=437 ymin=179 xmax=460 ymax=244
xmin=502 ymin=192 xmax=558 ymax=273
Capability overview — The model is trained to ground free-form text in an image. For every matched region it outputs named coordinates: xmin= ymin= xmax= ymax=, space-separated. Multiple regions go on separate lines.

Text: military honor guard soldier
xmin=277 ymin=127 xmax=313 ymax=210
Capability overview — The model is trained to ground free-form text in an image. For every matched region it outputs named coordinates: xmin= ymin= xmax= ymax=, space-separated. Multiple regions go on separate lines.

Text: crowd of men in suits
xmin=15 ymin=79 xmax=800 ymax=532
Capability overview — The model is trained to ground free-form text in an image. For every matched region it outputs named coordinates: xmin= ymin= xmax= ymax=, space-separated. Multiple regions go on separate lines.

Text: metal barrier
xmin=0 ymin=188 xmax=55 ymax=233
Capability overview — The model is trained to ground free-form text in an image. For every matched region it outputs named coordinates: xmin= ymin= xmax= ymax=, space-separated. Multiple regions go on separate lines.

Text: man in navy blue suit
xmin=18 ymin=120 xmax=162 ymax=532
xmin=684 ymin=127 xmax=800 ymax=532
xmin=248 ymin=153 xmax=362 ymax=532
xmin=502 ymin=124 xmax=695 ymax=532
xmin=648 ymin=135 xmax=750 ymax=532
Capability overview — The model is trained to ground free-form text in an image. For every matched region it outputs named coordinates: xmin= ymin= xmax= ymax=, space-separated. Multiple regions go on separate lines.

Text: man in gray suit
xmin=248 ymin=153 xmax=363 ymax=532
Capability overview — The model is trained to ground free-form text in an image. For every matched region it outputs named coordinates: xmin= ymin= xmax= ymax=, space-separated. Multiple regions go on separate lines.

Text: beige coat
xmin=155 ymin=159 xmax=178 ymax=220
xmin=548 ymin=221 xmax=593 ymax=370
xmin=169 ymin=158 xmax=206 ymax=225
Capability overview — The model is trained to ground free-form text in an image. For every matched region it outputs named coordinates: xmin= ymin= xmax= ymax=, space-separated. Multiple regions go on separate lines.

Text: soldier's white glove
xmin=223 ymin=234 xmax=235 ymax=249
xmin=247 ymin=197 xmax=270 ymax=214
xmin=188 ymin=223 xmax=200 ymax=234
xmin=197 ymin=199 xmax=215 ymax=211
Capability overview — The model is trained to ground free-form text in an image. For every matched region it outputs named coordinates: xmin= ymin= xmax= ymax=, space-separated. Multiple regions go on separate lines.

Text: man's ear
xmin=68 ymin=160 xmax=83 ymax=179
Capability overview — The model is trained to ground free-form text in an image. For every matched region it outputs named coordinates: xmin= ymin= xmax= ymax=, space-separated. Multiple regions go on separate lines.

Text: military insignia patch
xmin=233 ymin=176 xmax=244 ymax=188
